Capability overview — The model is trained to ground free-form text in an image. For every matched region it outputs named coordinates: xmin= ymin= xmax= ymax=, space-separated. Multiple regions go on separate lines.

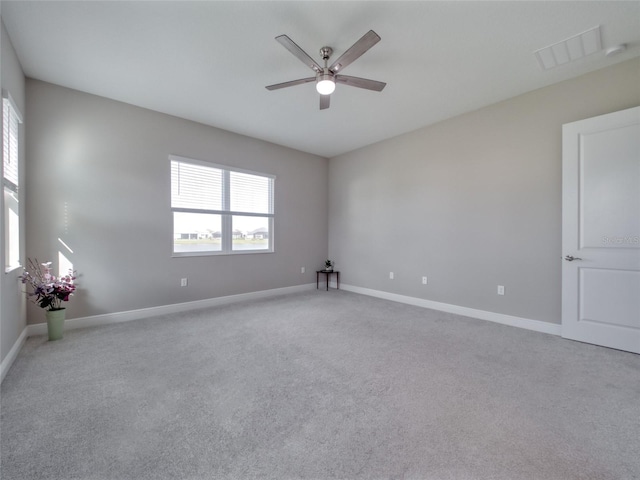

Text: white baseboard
xmin=1 ymin=326 xmax=28 ymax=384
xmin=26 ymin=283 xmax=316 ymax=337
xmin=341 ymin=284 xmax=562 ymax=336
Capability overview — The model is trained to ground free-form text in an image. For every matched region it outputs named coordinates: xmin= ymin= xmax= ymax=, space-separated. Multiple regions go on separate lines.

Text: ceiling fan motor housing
xmin=316 ymin=47 xmax=336 ymax=94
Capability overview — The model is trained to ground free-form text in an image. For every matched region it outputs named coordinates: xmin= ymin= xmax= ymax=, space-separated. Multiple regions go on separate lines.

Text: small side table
xmin=316 ymin=270 xmax=340 ymax=291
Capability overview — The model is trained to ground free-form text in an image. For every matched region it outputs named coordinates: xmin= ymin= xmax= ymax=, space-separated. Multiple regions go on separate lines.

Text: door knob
xmin=564 ymin=255 xmax=582 ymax=261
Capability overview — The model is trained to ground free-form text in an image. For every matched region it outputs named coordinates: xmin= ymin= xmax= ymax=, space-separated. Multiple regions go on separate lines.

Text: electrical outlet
xmin=301 ymin=267 xmax=305 ymax=274
xmin=181 ymin=278 xmax=188 ymax=287
xmin=389 ymin=272 xmax=394 ymax=280
xmin=422 ymin=276 xmax=428 ymax=285
xmin=497 ymin=285 xmax=505 ymax=295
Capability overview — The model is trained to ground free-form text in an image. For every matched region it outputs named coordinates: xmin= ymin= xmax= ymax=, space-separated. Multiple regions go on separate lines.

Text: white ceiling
xmin=2 ymin=1 xmax=639 ymax=158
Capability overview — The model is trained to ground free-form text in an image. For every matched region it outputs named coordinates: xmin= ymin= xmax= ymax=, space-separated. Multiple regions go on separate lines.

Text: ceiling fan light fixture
xmin=316 ymin=74 xmax=336 ymax=95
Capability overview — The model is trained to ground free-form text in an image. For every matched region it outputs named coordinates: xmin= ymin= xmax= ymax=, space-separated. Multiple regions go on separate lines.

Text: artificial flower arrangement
xmin=19 ymin=259 xmax=77 ymax=311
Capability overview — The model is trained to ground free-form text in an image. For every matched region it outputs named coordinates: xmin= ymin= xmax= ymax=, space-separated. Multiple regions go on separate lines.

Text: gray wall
xmin=329 ymin=58 xmax=640 ymax=325
xmin=1 ymin=18 xmax=26 ymax=365
xmin=25 ymin=80 xmax=328 ymax=323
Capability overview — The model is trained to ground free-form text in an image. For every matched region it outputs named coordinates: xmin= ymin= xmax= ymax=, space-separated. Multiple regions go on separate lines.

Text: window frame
xmin=3 ymin=90 xmax=23 ymax=273
xmin=170 ymin=154 xmax=275 ymax=257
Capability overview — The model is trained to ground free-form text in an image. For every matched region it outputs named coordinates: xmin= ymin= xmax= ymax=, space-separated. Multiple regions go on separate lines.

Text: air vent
xmin=534 ymin=26 xmax=602 ymax=70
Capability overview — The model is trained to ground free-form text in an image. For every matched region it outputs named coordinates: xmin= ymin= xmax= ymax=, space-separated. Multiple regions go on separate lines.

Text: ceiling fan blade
xmin=265 ymin=77 xmax=316 ymax=91
xmin=319 ymin=94 xmax=330 ymax=110
xmin=335 ymin=75 xmax=386 ymax=92
xmin=275 ymin=35 xmax=322 ymax=73
xmin=329 ymin=30 xmax=381 ymax=73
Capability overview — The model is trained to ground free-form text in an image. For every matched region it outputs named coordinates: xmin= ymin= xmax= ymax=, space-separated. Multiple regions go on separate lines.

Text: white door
xmin=562 ymin=106 xmax=640 ymax=354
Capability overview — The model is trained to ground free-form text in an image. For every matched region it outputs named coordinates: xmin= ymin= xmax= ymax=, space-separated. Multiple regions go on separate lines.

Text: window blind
xmin=3 ymin=97 xmax=19 ymax=190
xmin=171 ymin=160 xmax=223 ymax=210
xmin=230 ymin=171 xmax=273 ymax=214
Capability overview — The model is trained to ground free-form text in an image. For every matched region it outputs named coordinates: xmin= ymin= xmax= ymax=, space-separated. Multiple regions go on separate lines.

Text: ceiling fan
xmin=265 ymin=30 xmax=387 ymax=110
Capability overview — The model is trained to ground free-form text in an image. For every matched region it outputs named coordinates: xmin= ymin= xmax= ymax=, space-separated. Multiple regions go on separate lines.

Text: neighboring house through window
xmin=3 ymin=91 xmax=22 ymax=272
xmin=170 ymin=155 xmax=275 ymax=256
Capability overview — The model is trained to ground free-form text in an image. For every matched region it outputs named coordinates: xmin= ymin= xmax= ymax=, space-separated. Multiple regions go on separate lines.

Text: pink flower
xmin=19 ymin=259 xmax=78 ymax=311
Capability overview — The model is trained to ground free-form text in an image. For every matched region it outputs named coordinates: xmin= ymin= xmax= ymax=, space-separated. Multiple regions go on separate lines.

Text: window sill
xmin=172 ymin=250 xmax=274 ymax=258
xmin=5 ymin=264 xmax=22 ymax=274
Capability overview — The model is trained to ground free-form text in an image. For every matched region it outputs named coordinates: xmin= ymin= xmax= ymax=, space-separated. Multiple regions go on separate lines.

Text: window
xmin=3 ymin=92 xmax=22 ymax=271
xmin=170 ymin=155 xmax=275 ymax=256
